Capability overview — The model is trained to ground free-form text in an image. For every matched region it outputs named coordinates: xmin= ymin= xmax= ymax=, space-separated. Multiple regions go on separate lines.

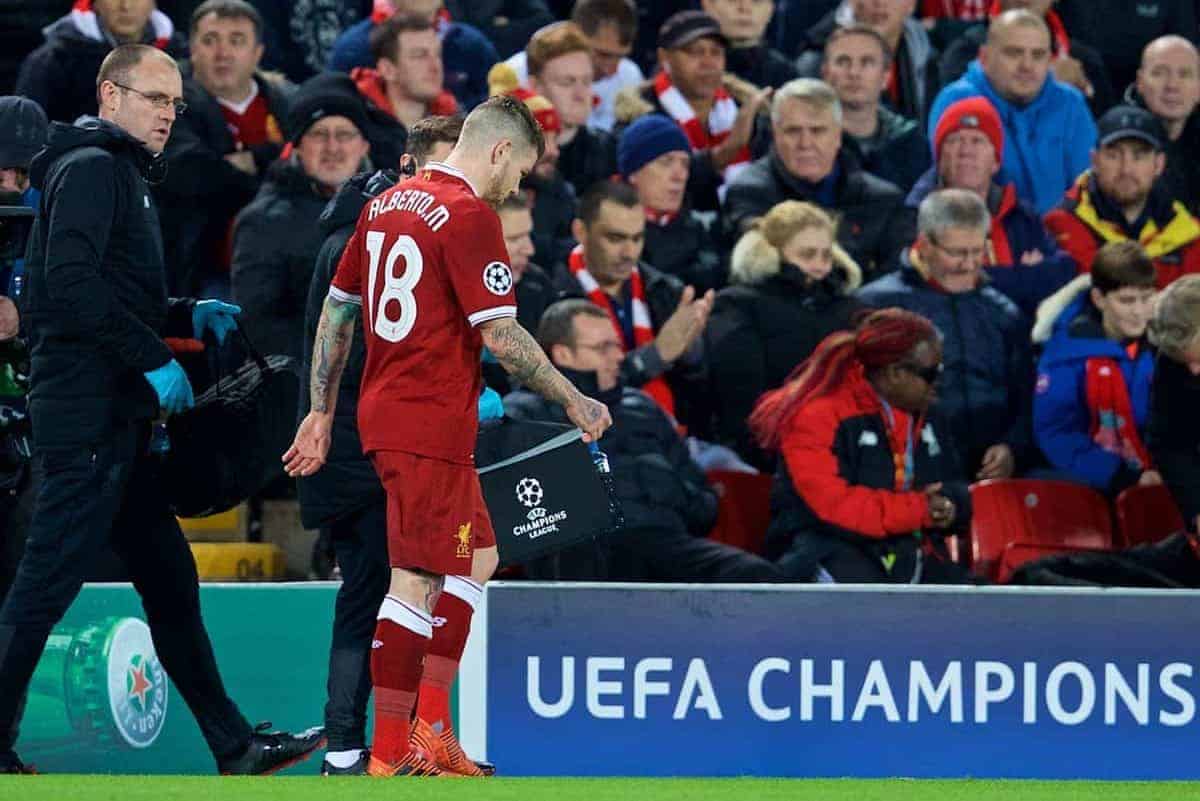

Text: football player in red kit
xmin=284 ymin=95 xmax=611 ymax=777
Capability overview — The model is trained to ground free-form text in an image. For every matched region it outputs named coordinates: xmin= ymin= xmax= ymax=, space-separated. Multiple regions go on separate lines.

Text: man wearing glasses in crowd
xmin=0 ymin=44 xmax=324 ymax=776
xmin=858 ymin=188 xmax=1034 ymax=482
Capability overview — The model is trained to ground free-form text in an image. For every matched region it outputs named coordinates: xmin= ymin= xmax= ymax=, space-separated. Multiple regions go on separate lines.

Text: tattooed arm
xmin=282 ymin=294 xmax=361 ymax=477
xmin=310 ymin=294 xmax=361 ymax=413
xmin=480 ymin=317 xmax=613 ymax=443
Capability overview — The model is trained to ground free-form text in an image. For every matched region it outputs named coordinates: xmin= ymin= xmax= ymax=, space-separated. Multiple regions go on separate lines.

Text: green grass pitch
xmin=4 ymin=777 xmax=1200 ymax=801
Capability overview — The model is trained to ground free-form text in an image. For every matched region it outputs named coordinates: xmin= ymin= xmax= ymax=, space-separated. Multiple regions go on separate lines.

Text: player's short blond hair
xmin=460 ymin=94 xmax=546 ymax=160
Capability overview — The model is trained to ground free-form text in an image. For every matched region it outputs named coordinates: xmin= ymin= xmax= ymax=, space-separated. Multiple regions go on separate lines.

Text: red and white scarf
xmin=568 ymin=245 xmax=676 ymax=416
xmin=653 ymin=71 xmax=750 ymax=186
xmin=71 ymin=0 xmax=173 ymax=48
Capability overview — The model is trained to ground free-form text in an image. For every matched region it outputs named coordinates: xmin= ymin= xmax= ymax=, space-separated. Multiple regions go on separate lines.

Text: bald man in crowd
xmin=1127 ymin=35 xmax=1200 ymax=214
xmin=928 ymin=9 xmax=1097 ymax=214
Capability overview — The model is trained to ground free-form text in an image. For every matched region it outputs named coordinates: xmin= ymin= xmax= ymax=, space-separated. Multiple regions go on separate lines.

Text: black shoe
xmin=320 ymin=749 xmax=369 ymax=776
xmin=0 ymin=752 xmax=36 ymax=774
xmin=218 ymin=722 xmax=326 ymax=775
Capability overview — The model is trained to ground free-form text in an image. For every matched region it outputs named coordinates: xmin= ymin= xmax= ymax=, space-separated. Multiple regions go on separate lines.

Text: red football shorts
xmin=369 ymin=450 xmax=496 ymax=575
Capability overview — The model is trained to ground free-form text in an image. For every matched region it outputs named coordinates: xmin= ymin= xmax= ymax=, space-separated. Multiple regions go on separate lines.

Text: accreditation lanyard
xmin=879 ymin=400 xmax=914 ymax=492
xmin=880 ymin=399 xmax=925 ymax=581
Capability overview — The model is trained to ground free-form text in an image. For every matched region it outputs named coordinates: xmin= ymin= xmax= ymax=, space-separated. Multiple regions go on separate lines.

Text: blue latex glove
xmin=192 ymin=300 xmax=241 ymax=344
xmin=144 ymin=359 xmax=195 ymax=415
xmin=478 ymin=386 xmax=504 ymax=421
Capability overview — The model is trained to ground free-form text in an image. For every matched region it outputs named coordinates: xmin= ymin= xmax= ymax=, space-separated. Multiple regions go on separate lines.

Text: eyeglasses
xmin=928 ymin=236 xmax=986 ymax=265
xmin=303 ymin=128 xmax=364 ymax=145
xmin=111 ymin=82 xmax=187 ymax=115
xmin=900 ymin=361 xmax=944 ymax=385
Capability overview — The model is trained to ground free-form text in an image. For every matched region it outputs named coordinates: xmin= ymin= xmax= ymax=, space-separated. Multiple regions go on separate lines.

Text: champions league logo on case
xmin=513 ymin=477 xmax=568 ymax=540
xmin=483 ymin=261 xmax=514 ymax=295
xmin=516 ymin=477 xmax=543 ymax=508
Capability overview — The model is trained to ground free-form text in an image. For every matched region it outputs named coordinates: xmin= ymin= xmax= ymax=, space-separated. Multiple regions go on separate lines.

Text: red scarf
xmin=986 ymin=183 xmax=1017 ymax=266
xmin=653 ymin=72 xmax=750 ymax=186
xmin=1085 ymin=357 xmax=1152 ymax=470
xmin=988 ymin=1 xmax=1070 ymax=57
xmin=350 ymin=67 xmax=458 ymax=125
xmin=568 ymin=245 xmax=676 ymax=416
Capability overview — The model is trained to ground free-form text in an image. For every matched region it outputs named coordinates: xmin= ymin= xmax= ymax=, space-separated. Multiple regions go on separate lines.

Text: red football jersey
xmin=330 ymin=163 xmax=517 ymax=463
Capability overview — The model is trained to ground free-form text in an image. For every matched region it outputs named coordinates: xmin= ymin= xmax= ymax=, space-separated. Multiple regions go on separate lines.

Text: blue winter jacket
xmin=906 ymin=169 xmax=1075 ymax=320
xmin=857 ymin=253 xmax=1034 ymax=472
xmin=927 ymin=61 xmax=1097 ymax=215
xmin=1033 ymin=283 xmax=1155 ymax=492
xmin=327 ymin=18 xmax=499 ymax=111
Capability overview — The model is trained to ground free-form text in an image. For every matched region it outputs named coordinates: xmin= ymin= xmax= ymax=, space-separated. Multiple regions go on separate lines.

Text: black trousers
xmin=779 ymin=535 xmax=980 ymax=584
xmin=0 ymin=466 xmax=33 ymax=605
xmin=0 ymin=421 xmax=254 ymax=761
xmin=323 ymin=500 xmax=389 ymax=752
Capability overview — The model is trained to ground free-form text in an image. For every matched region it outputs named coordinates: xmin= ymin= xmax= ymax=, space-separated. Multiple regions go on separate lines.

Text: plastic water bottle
xmin=588 ymin=439 xmax=623 ymax=531
xmin=150 ymin=421 xmax=171 ymax=455
xmin=587 ymin=441 xmax=610 ymax=474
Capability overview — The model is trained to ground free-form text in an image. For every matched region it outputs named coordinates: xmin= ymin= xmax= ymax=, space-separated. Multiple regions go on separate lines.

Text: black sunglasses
xmin=899 ymin=361 xmax=944 ymax=385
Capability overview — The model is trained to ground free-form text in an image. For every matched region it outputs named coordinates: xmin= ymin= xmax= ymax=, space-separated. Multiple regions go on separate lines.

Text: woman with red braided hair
xmin=753 ymin=308 xmax=981 ymax=583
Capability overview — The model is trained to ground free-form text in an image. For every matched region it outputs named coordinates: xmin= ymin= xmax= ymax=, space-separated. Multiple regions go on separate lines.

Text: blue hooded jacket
xmin=1033 ymin=279 xmax=1155 ymax=492
xmin=928 ymin=61 xmax=1097 ymax=215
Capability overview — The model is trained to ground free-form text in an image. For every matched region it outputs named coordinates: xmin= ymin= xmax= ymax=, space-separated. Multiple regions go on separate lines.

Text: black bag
xmin=1008 ymin=532 xmax=1200 ymax=588
xmin=475 ymin=419 xmax=623 ymax=568
xmin=164 ymin=330 xmax=300 ymax=517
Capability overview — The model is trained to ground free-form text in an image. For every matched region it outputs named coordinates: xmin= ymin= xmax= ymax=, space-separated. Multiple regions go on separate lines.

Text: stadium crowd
xmin=3 ymin=0 xmax=1200 ymax=587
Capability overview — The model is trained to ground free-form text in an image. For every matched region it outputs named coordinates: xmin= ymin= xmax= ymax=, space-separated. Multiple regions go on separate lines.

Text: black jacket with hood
xmin=231 ymin=159 xmax=335 ymax=363
xmin=15 ymin=8 xmax=188 ymax=124
xmin=707 ymin=230 xmax=864 ymax=469
xmin=297 ymin=170 xmax=396 ymax=530
xmin=23 ymin=118 xmax=195 ymax=448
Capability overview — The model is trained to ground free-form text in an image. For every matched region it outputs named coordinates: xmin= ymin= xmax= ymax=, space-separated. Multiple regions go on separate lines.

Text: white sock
xmin=325 ymin=749 xmax=365 ymax=768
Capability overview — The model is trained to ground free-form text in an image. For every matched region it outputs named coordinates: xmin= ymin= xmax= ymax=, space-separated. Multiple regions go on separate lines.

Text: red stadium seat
xmin=707 ymin=471 xmax=773 ymax=556
xmin=969 ymin=479 xmax=1114 ymax=583
xmin=1115 ymin=484 xmax=1186 ymax=548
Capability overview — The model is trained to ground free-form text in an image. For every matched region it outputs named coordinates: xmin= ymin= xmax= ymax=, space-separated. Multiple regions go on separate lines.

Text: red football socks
xmin=371 ymin=595 xmax=433 ymax=765
xmin=418 ymin=576 xmax=482 ymax=732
